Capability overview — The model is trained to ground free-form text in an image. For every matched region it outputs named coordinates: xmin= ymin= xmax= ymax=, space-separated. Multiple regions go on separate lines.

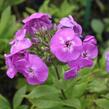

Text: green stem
xmin=54 ymin=65 xmax=60 ymax=80
xmin=53 ymin=64 xmax=67 ymax=99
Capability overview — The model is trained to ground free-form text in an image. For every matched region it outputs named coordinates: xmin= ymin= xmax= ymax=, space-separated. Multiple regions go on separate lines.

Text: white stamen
xmin=27 ymin=66 xmax=37 ymax=78
xmin=60 ymin=36 xmax=75 ymax=53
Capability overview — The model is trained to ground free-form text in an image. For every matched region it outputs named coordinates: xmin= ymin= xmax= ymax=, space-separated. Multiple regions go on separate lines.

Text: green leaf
xmin=0 ymin=6 xmax=20 ymax=38
xmin=0 ymin=6 xmax=11 ymax=36
xmin=102 ymin=93 xmax=109 ymax=99
xmin=39 ymin=0 xmax=77 ymax=20
xmin=39 ymin=0 xmax=58 ymax=16
xmin=59 ymin=0 xmax=76 ymax=17
xmin=9 ymin=0 xmax=25 ymax=5
xmin=71 ymin=82 xmax=88 ymax=98
xmin=91 ymin=19 xmax=104 ymax=41
xmin=0 ymin=0 xmax=4 ymax=12
xmin=30 ymin=98 xmax=81 ymax=109
xmin=47 ymin=106 xmax=73 ymax=109
xmin=39 ymin=0 xmax=50 ymax=13
xmin=91 ymin=19 xmax=104 ymax=34
xmin=54 ymin=79 xmax=65 ymax=89
xmin=0 ymin=95 xmax=11 ymax=109
xmin=30 ymin=99 xmax=63 ymax=109
xmin=104 ymin=18 xmax=109 ymax=32
xmin=13 ymin=86 xmax=27 ymax=109
xmin=26 ymin=8 xmax=36 ymax=14
xmin=88 ymin=79 xmax=107 ymax=93
xmin=25 ymin=85 xmax=59 ymax=99
xmin=63 ymin=99 xmax=81 ymax=109
xmin=16 ymin=105 xmax=28 ymax=109
xmin=95 ymin=99 xmax=109 ymax=109
xmin=3 ymin=15 xmax=18 ymax=38
xmin=16 ymin=78 xmax=27 ymax=89
xmin=99 ymin=56 xmax=106 ymax=70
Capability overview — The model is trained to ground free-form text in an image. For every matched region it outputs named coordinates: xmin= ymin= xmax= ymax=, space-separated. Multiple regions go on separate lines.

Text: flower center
xmin=27 ymin=67 xmax=36 ymax=77
xmin=59 ymin=37 xmax=75 ymax=52
xmin=65 ymin=40 xmax=72 ymax=48
xmin=19 ymin=53 xmax=25 ymax=58
xmin=82 ymin=51 xmax=88 ymax=58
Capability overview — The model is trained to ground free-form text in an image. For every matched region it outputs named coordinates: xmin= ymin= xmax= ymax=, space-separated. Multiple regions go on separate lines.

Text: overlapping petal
xmin=58 ymin=15 xmax=82 ymax=35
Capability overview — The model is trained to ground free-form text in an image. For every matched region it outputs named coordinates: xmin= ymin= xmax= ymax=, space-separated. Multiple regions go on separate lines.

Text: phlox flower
xmin=5 ymin=51 xmax=48 ymax=85
xmin=23 ymin=13 xmax=52 ymax=36
xmin=65 ymin=35 xmax=98 ymax=80
xmin=50 ymin=28 xmax=82 ymax=62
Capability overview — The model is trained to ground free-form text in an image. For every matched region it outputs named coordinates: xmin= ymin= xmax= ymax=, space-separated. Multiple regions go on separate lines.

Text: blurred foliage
xmin=0 ymin=0 xmax=25 ymax=60
xmin=0 ymin=94 xmax=11 ymax=109
xmin=0 ymin=0 xmax=25 ymax=13
xmin=91 ymin=19 xmax=104 ymax=41
xmin=39 ymin=0 xmax=77 ymax=22
xmin=0 ymin=6 xmax=20 ymax=69
xmin=0 ymin=7 xmax=18 ymax=48
xmin=0 ymin=0 xmax=109 ymax=109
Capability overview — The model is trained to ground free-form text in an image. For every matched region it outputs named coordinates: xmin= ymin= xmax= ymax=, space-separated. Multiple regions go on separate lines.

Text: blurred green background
xmin=0 ymin=0 xmax=109 ymax=109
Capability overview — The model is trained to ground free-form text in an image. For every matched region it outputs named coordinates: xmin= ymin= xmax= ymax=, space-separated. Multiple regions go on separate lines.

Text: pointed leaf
xmin=0 ymin=95 xmax=11 ymax=109
xmin=13 ymin=86 xmax=27 ymax=109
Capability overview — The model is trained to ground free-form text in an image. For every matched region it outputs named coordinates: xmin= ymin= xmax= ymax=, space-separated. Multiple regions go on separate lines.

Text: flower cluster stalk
xmin=53 ymin=64 xmax=67 ymax=99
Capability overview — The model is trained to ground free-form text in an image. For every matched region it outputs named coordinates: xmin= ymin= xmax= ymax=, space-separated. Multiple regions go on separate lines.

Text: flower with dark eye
xmin=5 ymin=51 xmax=48 ymax=85
xmin=50 ymin=28 xmax=82 ymax=62
xmin=22 ymin=54 xmax=48 ymax=85
xmin=65 ymin=35 xmax=98 ymax=80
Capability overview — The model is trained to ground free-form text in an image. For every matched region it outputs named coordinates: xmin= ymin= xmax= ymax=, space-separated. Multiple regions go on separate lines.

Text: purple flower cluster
xmin=5 ymin=13 xmax=98 ymax=85
xmin=5 ymin=13 xmax=51 ymax=85
xmin=50 ymin=16 xmax=98 ymax=80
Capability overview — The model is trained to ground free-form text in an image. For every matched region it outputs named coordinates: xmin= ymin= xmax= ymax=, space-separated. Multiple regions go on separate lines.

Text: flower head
xmin=5 ymin=13 xmax=99 ymax=83
xmin=58 ymin=15 xmax=82 ymax=35
xmin=66 ymin=35 xmax=98 ymax=79
xmin=4 ymin=51 xmax=28 ymax=79
xmin=23 ymin=13 xmax=52 ymax=36
xmin=68 ymin=35 xmax=98 ymax=69
xmin=22 ymin=54 xmax=48 ymax=85
xmin=50 ymin=28 xmax=82 ymax=62
xmin=5 ymin=51 xmax=48 ymax=85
